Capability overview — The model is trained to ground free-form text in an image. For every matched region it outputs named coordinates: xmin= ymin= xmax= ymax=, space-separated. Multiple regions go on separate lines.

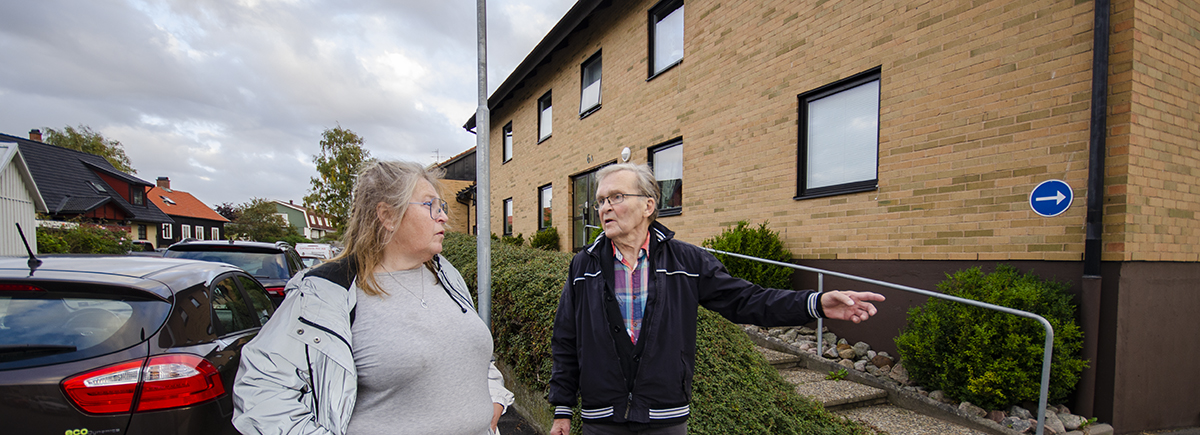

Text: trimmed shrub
xmin=894 ymin=265 xmax=1087 ymax=410
xmin=441 ymin=232 xmax=867 ymax=434
xmin=530 ymin=227 xmax=560 ymax=251
xmin=701 ymin=221 xmax=793 ymax=289
xmin=36 ymin=224 xmax=135 ymax=254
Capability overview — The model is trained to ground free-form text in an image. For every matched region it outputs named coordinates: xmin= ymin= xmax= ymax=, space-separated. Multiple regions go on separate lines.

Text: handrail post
xmin=702 ymin=247 xmax=1054 ymax=435
xmin=816 ymin=272 xmax=824 ymax=356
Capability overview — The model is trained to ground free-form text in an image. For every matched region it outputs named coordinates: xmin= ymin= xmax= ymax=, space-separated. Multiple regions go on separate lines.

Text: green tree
xmin=226 ymin=198 xmax=307 ymax=243
xmin=42 ymin=125 xmax=136 ymax=174
xmin=304 ymin=126 xmax=372 ymax=234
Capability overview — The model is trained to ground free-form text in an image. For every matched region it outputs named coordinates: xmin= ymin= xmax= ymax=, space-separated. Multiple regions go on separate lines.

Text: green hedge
xmin=441 ymin=232 xmax=867 ymax=434
xmin=36 ymin=224 xmax=134 ymax=254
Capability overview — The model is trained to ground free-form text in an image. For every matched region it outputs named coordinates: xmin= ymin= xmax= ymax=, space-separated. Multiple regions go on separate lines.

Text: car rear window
xmin=165 ymin=250 xmax=289 ymax=280
xmin=0 ymin=293 xmax=170 ymax=370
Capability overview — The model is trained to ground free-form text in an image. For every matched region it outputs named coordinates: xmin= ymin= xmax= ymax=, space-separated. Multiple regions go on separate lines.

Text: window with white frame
xmin=162 ymin=223 xmax=172 ymax=239
xmin=181 ymin=224 xmax=192 ymax=240
xmin=539 ymin=184 xmax=553 ymax=230
xmin=211 ymin=227 xmax=220 ymax=240
xmin=649 ymin=0 xmax=684 ymax=77
xmin=651 ymin=140 xmax=683 ymax=215
xmin=796 ymin=69 xmax=880 ymax=199
xmin=580 ymin=52 xmax=602 ymax=115
xmin=503 ymin=198 xmax=514 ymax=236
xmin=195 ymin=225 xmax=204 ymax=240
xmin=503 ymin=122 xmax=513 ymax=163
xmin=538 ymin=92 xmax=552 ymax=142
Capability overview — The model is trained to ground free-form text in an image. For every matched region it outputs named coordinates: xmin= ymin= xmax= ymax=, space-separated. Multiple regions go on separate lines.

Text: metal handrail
xmin=702 ymin=247 xmax=1054 ymax=435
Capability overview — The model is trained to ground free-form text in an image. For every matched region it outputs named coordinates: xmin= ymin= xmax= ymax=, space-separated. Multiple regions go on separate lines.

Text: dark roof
xmin=0 ymin=132 xmax=174 ymax=224
xmin=463 ymin=0 xmax=609 ymax=131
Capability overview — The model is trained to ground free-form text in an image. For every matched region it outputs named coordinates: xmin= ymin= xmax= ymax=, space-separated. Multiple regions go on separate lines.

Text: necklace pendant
xmin=420 ymin=300 xmax=428 ymax=309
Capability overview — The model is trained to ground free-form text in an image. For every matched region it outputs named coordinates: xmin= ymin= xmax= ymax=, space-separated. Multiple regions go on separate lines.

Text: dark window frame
xmin=795 ymin=68 xmax=881 ymax=200
xmin=580 ymin=51 xmax=603 ymax=118
xmin=130 ymin=187 xmax=145 ymax=206
xmin=647 ymin=0 xmax=685 ymax=80
xmin=537 ymin=91 xmax=553 ymax=143
xmin=538 ymin=183 xmax=553 ymax=230
xmin=502 ymin=121 xmax=514 ymax=163
xmin=503 ymin=197 xmax=514 ymax=236
xmin=649 ymin=137 xmax=684 ymax=217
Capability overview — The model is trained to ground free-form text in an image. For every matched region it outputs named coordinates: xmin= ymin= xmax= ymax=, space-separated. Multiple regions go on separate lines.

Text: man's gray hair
xmin=596 ymin=163 xmax=661 ymax=221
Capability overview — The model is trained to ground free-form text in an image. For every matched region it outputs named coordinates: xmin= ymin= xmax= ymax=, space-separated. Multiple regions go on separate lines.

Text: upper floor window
xmin=651 ymin=139 xmax=683 ymax=216
xmin=649 ymin=0 xmax=684 ymax=77
xmin=503 ymin=122 xmax=513 ymax=163
xmin=538 ymin=92 xmax=553 ymax=142
xmin=796 ymin=68 xmax=880 ymax=199
xmin=539 ymin=184 xmax=553 ymax=230
xmin=503 ymin=198 xmax=514 ymax=236
xmin=131 ymin=188 xmax=145 ymax=206
xmin=580 ymin=52 xmax=602 ymax=116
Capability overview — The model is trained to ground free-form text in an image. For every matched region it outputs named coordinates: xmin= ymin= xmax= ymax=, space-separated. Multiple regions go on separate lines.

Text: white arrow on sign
xmin=1035 ymin=191 xmax=1067 ymax=205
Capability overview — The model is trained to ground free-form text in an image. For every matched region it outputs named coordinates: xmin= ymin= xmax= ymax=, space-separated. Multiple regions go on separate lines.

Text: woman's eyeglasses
xmin=409 ymin=199 xmax=449 ymax=219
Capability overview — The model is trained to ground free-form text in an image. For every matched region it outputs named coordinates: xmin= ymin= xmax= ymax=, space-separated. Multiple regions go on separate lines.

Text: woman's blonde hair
xmin=335 ymin=160 xmax=444 ymax=296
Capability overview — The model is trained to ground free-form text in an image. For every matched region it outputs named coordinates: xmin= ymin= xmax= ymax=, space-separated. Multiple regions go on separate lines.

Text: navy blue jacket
xmin=549 ymin=222 xmax=824 ymax=426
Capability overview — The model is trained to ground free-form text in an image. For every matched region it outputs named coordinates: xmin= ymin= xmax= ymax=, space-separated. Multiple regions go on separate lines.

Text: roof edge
xmin=463 ymin=0 xmax=608 ymax=131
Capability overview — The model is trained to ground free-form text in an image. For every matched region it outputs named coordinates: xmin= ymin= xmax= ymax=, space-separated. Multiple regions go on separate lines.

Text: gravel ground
xmin=837 ymin=404 xmax=990 ymax=435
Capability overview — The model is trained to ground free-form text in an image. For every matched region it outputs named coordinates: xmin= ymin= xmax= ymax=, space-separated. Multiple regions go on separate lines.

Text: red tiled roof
xmin=148 ymin=186 xmax=229 ymax=222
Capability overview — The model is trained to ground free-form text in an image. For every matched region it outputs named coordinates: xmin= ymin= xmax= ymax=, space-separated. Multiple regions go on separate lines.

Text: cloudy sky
xmin=0 ymin=0 xmax=574 ymax=207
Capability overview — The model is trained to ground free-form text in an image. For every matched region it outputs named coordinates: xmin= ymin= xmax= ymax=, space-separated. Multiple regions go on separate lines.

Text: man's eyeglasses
xmin=592 ymin=193 xmax=650 ymax=210
xmin=410 ymin=199 xmax=449 ymax=219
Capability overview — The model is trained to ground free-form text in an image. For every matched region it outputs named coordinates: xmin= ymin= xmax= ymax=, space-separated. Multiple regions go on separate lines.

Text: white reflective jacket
xmin=232 ymin=256 xmax=513 ymax=435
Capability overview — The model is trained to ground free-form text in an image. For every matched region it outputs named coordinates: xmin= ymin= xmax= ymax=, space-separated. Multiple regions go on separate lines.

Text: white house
xmin=0 ymin=142 xmax=47 ymax=256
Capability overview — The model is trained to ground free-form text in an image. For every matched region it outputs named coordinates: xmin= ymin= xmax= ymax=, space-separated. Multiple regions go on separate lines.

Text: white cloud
xmin=0 ymin=0 xmax=575 ymax=205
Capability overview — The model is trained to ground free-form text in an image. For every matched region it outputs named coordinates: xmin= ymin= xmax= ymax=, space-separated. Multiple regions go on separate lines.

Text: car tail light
xmin=0 ymin=283 xmax=44 ymax=291
xmin=62 ymin=354 xmax=226 ymax=414
xmin=264 ymin=286 xmax=286 ymax=297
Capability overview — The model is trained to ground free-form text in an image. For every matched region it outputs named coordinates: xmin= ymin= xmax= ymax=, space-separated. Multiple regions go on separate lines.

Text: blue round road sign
xmin=1030 ymin=179 xmax=1073 ymax=217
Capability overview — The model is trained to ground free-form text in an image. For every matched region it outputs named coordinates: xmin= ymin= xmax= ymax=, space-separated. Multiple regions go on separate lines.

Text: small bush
xmin=701 ymin=221 xmax=793 ymax=289
xmin=36 ymin=223 xmax=134 ymax=254
xmin=492 ymin=232 xmax=525 ymax=247
xmin=894 ymin=265 xmax=1087 ymax=410
xmin=530 ymin=227 xmax=560 ymax=251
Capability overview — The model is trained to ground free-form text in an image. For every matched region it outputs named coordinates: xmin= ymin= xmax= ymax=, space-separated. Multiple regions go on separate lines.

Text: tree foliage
xmin=37 ymin=223 xmax=135 ymax=254
xmin=304 ymin=126 xmax=372 ymax=233
xmin=42 ymin=125 xmax=136 ymax=174
xmin=215 ymin=202 xmax=241 ymax=222
xmin=225 ymin=198 xmax=307 ymax=243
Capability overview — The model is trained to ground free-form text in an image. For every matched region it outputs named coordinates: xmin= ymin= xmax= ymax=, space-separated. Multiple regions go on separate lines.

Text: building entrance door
xmin=572 ymin=168 xmax=603 ymax=251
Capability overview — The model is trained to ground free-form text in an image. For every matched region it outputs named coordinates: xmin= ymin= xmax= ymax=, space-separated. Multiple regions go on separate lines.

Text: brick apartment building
xmin=464 ymin=0 xmax=1199 ymax=432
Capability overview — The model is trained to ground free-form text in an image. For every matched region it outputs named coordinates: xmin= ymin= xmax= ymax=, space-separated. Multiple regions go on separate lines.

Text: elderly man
xmin=549 ymin=163 xmax=885 ymax=435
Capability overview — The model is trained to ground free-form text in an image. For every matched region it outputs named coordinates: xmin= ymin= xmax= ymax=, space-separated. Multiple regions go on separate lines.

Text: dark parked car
xmin=0 ymin=255 xmax=275 ymax=435
xmin=163 ymin=240 xmax=303 ymax=306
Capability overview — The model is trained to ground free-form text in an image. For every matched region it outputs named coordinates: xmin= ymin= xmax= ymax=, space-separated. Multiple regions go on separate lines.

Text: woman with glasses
xmin=234 ymin=160 xmax=513 ymax=435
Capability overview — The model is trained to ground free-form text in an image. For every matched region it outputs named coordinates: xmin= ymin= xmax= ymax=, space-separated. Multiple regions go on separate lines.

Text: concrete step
xmin=777 ymin=366 xmax=888 ymax=411
xmin=757 ymin=344 xmax=803 ymax=369
xmin=838 ymin=404 xmax=990 ymax=435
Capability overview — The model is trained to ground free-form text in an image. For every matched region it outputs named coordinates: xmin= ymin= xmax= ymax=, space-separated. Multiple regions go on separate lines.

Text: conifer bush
xmin=894 ymin=265 xmax=1086 ymax=410
xmin=701 ymin=221 xmax=793 ymax=289
xmin=530 ymin=227 xmax=560 ymax=251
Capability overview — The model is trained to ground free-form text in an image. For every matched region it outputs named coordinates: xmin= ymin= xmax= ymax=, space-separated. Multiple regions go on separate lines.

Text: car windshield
xmin=0 ymin=293 xmax=170 ymax=370
xmin=166 ymin=250 xmax=288 ymax=280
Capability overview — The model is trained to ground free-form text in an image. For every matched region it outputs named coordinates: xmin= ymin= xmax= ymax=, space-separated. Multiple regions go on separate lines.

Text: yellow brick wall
xmin=484 ymin=0 xmax=1193 ymax=262
xmin=1105 ymin=0 xmax=1200 ymax=262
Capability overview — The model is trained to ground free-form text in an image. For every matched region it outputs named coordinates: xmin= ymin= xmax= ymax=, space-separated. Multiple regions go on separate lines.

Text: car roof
xmin=0 ymin=256 xmax=244 ymax=300
xmin=167 ymin=240 xmax=291 ymax=252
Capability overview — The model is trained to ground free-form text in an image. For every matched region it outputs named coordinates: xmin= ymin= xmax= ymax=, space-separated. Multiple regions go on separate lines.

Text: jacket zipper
xmin=625 ymin=393 xmax=633 ymax=419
